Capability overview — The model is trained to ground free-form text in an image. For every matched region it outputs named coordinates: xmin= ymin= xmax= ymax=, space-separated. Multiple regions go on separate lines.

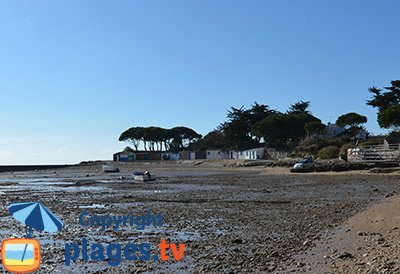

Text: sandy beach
xmin=0 ymin=161 xmax=399 ymax=273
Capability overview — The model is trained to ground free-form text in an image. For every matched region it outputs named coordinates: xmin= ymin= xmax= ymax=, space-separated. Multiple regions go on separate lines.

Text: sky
xmin=0 ymin=0 xmax=399 ymax=164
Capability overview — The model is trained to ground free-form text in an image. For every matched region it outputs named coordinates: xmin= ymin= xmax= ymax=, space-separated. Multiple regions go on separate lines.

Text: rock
xmin=232 ymin=238 xmax=243 ymax=244
xmin=336 ymin=252 xmax=354 ymax=260
xmin=270 ymin=251 xmax=280 ymax=258
xmin=297 ymin=262 xmax=305 ymax=267
xmin=357 ymin=231 xmax=368 ymax=236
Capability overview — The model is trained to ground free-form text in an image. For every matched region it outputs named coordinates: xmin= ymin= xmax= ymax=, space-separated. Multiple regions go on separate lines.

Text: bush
xmin=317 ymin=146 xmax=340 ymax=159
xmin=293 ymin=144 xmax=319 ymax=157
xmin=359 ymin=139 xmax=384 ymax=146
xmin=339 ymin=143 xmax=354 ymax=161
xmin=299 ymin=136 xmax=319 ymax=146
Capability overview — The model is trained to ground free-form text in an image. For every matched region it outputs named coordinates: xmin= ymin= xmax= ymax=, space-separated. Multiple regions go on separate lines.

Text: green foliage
xmin=287 ymin=100 xmax=311 ymax=114
xmin=119 ymin=126 xmax=201 ymax=151
xmin=118 ymin=127 xmax=145 ymax=151
xmin=377 ymin=105 xmax=400 ymax=129
xmin=304 ymin=121 xmax=326 ymax=136
xmin=339 ymin=143 xmax=354 ymax=161
xmin=299 ymin=136 xmax=320 ymax=146
xmin=367 ymin=81 xmax=400 ymax=112
xmin=336 ymin=112 xmax=367 ymax=128
xmin=336 ymin=112 xmax=367 ymax=140
xmin=191 ymin=130 xmax=230 ymax=150
xmin=170 ymin=126 xmax=202 ymax=151
xmin=252 ymin=112 xmax=320 ymax=148
xmin=358 ymin=138 xmax=385 ymax=146
xmin=221 ymin=102 xmax=275 ymax=148
xmin=367 ymin=80 xmax=400 ymax=130
xmin=295 ymin=136 xmax=351 ymax=158
xmin=317 ymin=146 xmax=340 ymax=159
xmin=293 ymin=144 xmax=319 ymax=158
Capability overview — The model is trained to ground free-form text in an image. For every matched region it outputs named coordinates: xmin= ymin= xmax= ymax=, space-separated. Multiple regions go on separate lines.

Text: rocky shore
xmin=0 ymin=161 xmax=399 ymax=273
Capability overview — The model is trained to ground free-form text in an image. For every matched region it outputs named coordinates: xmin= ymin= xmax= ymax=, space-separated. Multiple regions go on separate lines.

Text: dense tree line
xmin=188 ymin=101 xmax=326 ymax=150
xmin=119 ymin=79 xmax=399 ymax=153
xmin=119 ymin=126 xmax=202 ymax=152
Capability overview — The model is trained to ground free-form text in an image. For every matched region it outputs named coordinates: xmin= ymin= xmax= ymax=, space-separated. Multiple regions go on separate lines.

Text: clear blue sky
xmin=0 ymin=0 xmax=399 ymax=164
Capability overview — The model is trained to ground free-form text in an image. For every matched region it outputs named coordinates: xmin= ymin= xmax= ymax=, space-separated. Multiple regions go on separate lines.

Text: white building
xmin=320 ymin=123 xmax=368 ymax=140
xmin=243 ymin=147 xmax=265 ymax=160
xmin=320 ymin=123 xmax=345 ymax=139
xmin=225 ymin=147 xmax=265 ymax=160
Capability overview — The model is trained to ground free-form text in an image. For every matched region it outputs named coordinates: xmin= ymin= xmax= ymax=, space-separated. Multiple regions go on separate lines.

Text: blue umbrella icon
xmin=8 ymin=202 xmax=64 ymax=262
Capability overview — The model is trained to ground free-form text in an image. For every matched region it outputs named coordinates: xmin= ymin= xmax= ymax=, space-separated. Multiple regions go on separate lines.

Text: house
xmin=194 ymin=150 xmax=206 ymax=159
xmin=205 ymin=149 xmax=222 ymax=160
xmin=161 ymin=152 xmax=180 ymax=160
xmin=113 ymin=147 xmax=136 ymax=162
xmin=223 ymin=147 xmax=266 ymax=160
xmin=179 ymin=151 xmax=196 ymax=160
xmin=243 ymin=147 xmax=265 ymax=160
xmin=135 ymin=152 xmax=162 ymax=161
xmin=113 ymin=147 xmax=162 ymax=161
xmin=220 ymin=150 xmax=230 ymax=159
xmin=320 ymin=123 xmax=368 ymax=140
xmin=320 ymin=123 xmax=345 ymax=138
xmin=226 ymin=150 xmax=245 ymax=160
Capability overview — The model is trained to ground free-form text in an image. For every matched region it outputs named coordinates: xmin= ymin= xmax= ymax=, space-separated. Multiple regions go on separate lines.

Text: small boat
xmin=133 ymin=171 xmax=155 ymax=181
xmin=102 ymin=164 xmax=120 ymax=173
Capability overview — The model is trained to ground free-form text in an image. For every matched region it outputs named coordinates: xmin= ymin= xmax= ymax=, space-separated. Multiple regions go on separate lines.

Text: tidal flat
xmin=0 ymin=161 xmax=399 ymax=273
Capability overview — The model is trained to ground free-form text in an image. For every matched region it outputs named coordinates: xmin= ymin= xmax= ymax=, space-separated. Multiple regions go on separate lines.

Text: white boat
xmin=133 ymin=171 xmax=155 ymax=181
xmin=102 ymin=164 xmax=120 ymax=173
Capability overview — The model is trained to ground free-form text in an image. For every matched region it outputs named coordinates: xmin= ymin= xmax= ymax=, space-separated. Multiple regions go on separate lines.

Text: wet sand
xmin=295 ymin=193 xmax=400 ymax=273
xmin=0 ymin=161 xmax=399 ymax=273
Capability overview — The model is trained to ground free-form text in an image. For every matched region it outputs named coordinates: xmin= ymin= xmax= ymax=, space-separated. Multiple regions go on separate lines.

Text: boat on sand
xmin=102 ymin=164 xmax=119 ymax=173
xmin=133 ymin=171 xmax=155 ymax=181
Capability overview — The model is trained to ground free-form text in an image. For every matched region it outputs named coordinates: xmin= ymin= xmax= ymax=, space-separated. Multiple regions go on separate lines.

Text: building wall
xmin=179 ymin=151 xmax=191 ymax=160
xmin=220 ymin=151 xmax=230 ymax=159
xmin=321 ymin=123 xmax=346 ymax=138
xmin=195 ymin=151 xmax=206 ymax=159
xmin=244 ymin=148 xmax=265 ymax=160
xmin=114 ymin=153 xmax=135 ymax=162
xmin=206 ymin=150 xmax=222 ymax=160
xmin=161 ymin=153 xmax=180 ymax=160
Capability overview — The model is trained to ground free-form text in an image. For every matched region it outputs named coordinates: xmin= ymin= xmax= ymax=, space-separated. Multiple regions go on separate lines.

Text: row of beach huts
xmin=113 ymin=147 xmax=272 ymax=162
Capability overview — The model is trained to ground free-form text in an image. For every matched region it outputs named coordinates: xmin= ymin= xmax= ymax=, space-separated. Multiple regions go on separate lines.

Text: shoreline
xmin=0 ymin=164 xmax=73 ymax=173
xmin=0 ymin=162 xmax=399 ymax=273
xmin=294 ymin=193 xmax=400 ymax=273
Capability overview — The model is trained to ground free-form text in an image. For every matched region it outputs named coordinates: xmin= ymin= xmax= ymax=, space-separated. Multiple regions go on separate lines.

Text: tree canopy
xmin=336 ymin=112 xmax=367 ymax=129
xmin=119 ymin=126 xmax=201 ymax=151
xmin=367 ymin=80 xmax=400 ymax=131
xmin=252 ymin=102 xmax=320 ymax=148
xmin=287 ymin=100 xmax=311 ymax=114
xmin=219 ymin=102 xmax=276 ymax=148
xmin=304 ymin=121 xmax=326 ymax=136
xmin=335 ymin=112 xmax=368 ymax=140
xmin=377 ymin=105 xmax=400 ymax=130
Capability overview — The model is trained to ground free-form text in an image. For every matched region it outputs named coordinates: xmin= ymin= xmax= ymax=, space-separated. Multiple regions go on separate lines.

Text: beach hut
xmin=113 ymin=147 xmax=136 ymax=161
xmin=206 ymin=149 xmax=222 ymax=160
